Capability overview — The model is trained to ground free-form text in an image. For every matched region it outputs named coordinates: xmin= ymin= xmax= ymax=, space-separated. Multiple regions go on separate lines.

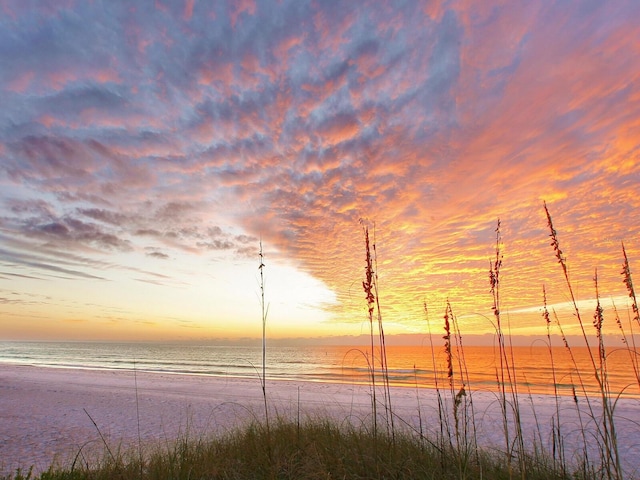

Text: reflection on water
xmin=1 ymin=342 xmax=638 ymax=398
xmin=334 ymin=345 xmax=640 ymax=398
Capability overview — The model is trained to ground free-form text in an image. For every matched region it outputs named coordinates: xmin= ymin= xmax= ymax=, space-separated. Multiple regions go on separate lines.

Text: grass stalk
xmin=83 ymin=408 xmax=116 ymax=465
xmin=362 ymin=224 xmax=378 ymax=438
xmin=544 ymin=202 xmax=622 ymax=479
xmin=542 ymin=285 xmax=566 ymax=475
xmin=489 ymin=219 xmax=526 ymax=477
xmin=424 ymin=301 xmax=450 ymax=463
xmin=622 ymin=242 xmax=640 ymax=329
xmin=258 ymin=240 xmax=271 ymax=460
xmin=620 ymin=243 xmax=640 ymax=389
xmin=133 ymin=359 xmax=143 ymax=476
xmin=372 ymin=226 xmax=395 ymax=438
xmin=543 ymin=203 xmax=599 ymax=376
xmin=593 ymin=269 xmax=622 ymax=478
xmin=445 ymin=300 xmax=480 ymax=478
xmin=612 ymin=301 xmax=640 ymax=390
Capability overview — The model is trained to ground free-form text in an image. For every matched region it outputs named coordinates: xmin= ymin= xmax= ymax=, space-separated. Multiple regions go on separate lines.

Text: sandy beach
xmin=2 ymin=364 xmax=639 ymax=477
xmin=0 ymin=364 xmax=391 ymax=475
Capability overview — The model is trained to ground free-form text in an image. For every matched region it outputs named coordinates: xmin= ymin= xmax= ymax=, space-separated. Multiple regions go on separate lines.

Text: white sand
xmin=1 ymin=364 xmax=639 ymax=477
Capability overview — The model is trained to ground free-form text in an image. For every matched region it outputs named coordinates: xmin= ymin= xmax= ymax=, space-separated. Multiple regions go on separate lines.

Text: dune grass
xmin=6 ymin=417 xmax=572 ymax=480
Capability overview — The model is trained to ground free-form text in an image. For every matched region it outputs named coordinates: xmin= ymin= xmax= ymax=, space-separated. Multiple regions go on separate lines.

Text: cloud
xmin=146 ymin=250 xmax=169 ymax=260
xmin=0 ymin=271 xmax=43 ymax=280
xmin=183 ymin=0 xmax=195 ymax=21
xmin=77 ymin=208 xmax=130 ymax=226
xmin=37 ymin=85 xmax=129 ymax=115
xmin=1 ymin=0 xmax=639 ymax=337
xmin=0 ymin=247 xmax=106 ymax=280
xmin=229 ymin=0 xmax=256 ymax=28
xmin=12 ymin=213 xmax=132 ymax=252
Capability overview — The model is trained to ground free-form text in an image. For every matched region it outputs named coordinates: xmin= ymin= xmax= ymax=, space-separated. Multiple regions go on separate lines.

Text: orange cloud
xmin=317 ymin=114 xmax=360 ymax=147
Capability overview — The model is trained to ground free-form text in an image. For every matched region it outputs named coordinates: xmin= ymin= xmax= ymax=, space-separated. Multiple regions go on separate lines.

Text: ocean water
xmin=1 ymin=341 xmax=638 ymax=398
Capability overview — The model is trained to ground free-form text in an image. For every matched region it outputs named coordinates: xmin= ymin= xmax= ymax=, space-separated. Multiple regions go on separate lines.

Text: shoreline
xmin=2 ymin=363 xmax=639 ymax=477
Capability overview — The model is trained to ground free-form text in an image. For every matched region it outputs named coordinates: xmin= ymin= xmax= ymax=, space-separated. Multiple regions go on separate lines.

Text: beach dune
xmin=1 ymin=364 xmax=639 ymax=477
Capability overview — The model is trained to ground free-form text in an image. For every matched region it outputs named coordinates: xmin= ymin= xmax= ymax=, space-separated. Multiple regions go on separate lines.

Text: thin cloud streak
xmin=1 ymin=0 xmax=639 ymax=340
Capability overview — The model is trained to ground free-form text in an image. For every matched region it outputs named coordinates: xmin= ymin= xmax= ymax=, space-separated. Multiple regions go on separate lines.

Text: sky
xmin=0 ymin=0 xmax=639 ymax=343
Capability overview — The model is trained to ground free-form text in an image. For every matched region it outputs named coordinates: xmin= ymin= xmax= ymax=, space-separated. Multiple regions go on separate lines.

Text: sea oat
xmin=622 ymin=242 xmax=639 ymax=327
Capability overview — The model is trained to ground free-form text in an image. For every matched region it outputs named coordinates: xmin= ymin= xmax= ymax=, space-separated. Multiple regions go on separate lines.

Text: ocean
xmin=1 ymin=341 xmax=638 ymax=398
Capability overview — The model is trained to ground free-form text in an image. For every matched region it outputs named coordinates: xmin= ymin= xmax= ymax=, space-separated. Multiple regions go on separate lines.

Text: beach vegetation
xmin=4 ymin=417 xmax=571 ymax=480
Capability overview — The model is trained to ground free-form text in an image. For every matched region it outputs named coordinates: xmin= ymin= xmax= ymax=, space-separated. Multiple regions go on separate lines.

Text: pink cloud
xmin=6 ymin=71 xmax=35 ymax=93
xmin=198 ymin=61 xmax=234 ymax=89
xmin=351 ymin=52 xmax=387 ymax=84
xmin=422 ymin=1 xmax=444 ymax=21
xmin=311 ymin=5 xmax=356 ymax=59
xmin=154 ymin=0 xmax=170 ymax=14
xmin=229 ymin=0 xmax=256 ymax=28
xmin=50 ymin=68 xmax=121 ymax=90
xmin=241 ymin=53 xmax=278 ymax=83
xmin=14 ymin=66 xmax=123 ymax=94
xmin=37 ymin=108 xmax=166 ymax=133
xmin=273 ymin=33 xmax=306 ymax=64
xmin=184 ymin=0 xmax=195 ymax=20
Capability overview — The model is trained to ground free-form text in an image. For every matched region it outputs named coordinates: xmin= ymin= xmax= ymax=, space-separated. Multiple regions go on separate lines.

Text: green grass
xmin=5 ymin=417 xmax=576 ymax=480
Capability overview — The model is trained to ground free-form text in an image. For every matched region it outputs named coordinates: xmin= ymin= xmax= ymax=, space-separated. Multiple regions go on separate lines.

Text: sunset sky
xmin=1 ymin=0 xmax=639 ymax=343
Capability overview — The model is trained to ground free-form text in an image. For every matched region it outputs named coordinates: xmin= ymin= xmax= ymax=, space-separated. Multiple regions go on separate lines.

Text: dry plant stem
xmin=612 ymin=302 xmax=640 ymax=389
xmin=621 ymin=243 xmax=640 ymax=388
xmin=545 ymin=202 xmax=623 ymax=479
xmin=570 ymin=381 xmax=591 ymax=479
xmin=447 ymin=300 xmax=479 ymax=478
xmin=446 ymin=302 xmax=462 ymax=443
xmin=443 ymin=301 xmax=456 ymax=455
xmin=593 ymin=269 xmax=609 ymax=398
xmin=259 ymin=241 xmax=266 ymax=395
xmin=594 ymin=270 xmax=622 ymax=478
xmin=450 ymin=300 xmax=479 ymax=464
xmin=543 ymin=285 xmax=566 ymax=475
xmin=489 ymin=221 xmax=509 ymax=457
xmin=413 ymin=364 xmax=424 ymax=448
xmin=489 ymin=218 xmax=524 ymax=476
xmin=83 ymin=408 xmax=116 ymax=463
xmin=553 ymin=309 xmax=595 ymax=461
xmin=544 ymin=202 xmax=599 ymax=375
xmin=424 ymin=301 xmax=449 ymax=459
xmin=622 ymin=242 xmax=640 ymax=328
xmin=258 ymin=241 xmax=271 ymax=446
xmin=372 ymin=226 xmax=394 ymax=438
xmin=362 ymin=225 xmax=378 ymax=438
xmin=522 ymin=375 xmax=545 ymax=460
xmin=133 ymin=359 xmax=143 ymax=471
xmin=505 ymin=312 xmax=526 ymax=476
